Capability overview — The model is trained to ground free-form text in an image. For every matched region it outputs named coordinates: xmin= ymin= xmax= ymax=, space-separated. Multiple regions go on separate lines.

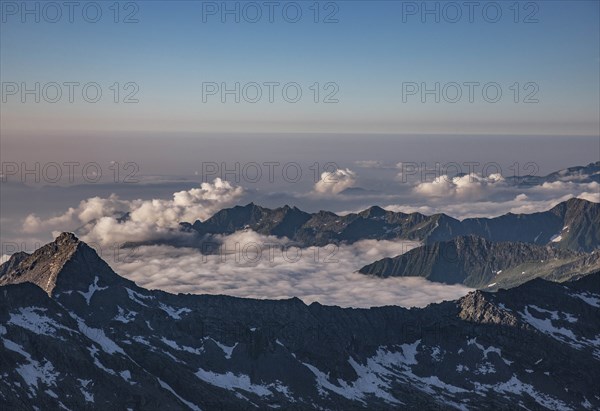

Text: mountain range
xmin=180 ymin=198 xmax=599 ymax=253
xmin=359 ymin=235 xmax=600 ymax=289
xmin=1 ymin=233 xmax=599 ymax=410
xmin=175 ymin=198 xmax=600 ymax=289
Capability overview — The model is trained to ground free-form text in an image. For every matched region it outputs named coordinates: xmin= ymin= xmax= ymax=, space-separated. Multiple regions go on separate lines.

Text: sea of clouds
xmin=108 ymin=235 xmax=472 ymax=308
xmin=5 ymin=162 xmax=598 ymax=307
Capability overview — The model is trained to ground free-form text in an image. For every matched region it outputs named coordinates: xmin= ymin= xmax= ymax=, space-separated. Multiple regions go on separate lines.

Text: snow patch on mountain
xmin=114 ymin=306 xmax=137 ymax=323
xmin=157 ymin=378 xmax=202 ymax=411
xmin=158 ymin=303 xmax=191 ymax=319
xmin=474 ymin=376 xmax=572 ymax=411
xmin=78 ymin=277 xmax=108 ymax=305
xmin=160 ymin=337 xmax=203 ymax=355
xmin=3 ymin=339 xmax=59 ymax=395
xmin=8 ymin=307 xmax=75 ymax=339
xmin=78 ymin=379 xmax=94 ymax=403
xmin=195 ymin=368 xmax=277 ymax=397
xmin=125 ymin=288 xmax=153 ymax=307
xmin=301 ymin=341 xmax=422 ymax=404
xmin=205 ymin=338 xmax=238 ymax=359
xmin=71 ymin=314 xmax=126 ymax=356
xmin=519 ymin=306 xmax=581 ymax=348
xmin=570 ymin=291 xmax=600 ymax=308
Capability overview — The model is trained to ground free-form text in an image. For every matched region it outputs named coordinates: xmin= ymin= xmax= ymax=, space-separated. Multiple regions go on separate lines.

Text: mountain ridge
xmin=1 ymin=233 xmax=599 ymax=410
xmin=0 ymin=232 xmax=129 ymax=296
xmin=359 ymin=235 xmax=600 ymax=288
xmin=180 ymin=198 xmax=599 ymax=252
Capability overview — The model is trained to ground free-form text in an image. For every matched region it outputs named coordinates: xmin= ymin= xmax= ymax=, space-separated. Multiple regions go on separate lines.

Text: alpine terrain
xmin=1 ymin=233 xmax=599 ymax=410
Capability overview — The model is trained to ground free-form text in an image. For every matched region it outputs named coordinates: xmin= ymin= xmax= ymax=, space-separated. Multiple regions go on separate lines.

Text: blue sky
xmin=1 ymin=0 xmax=599 ymax=135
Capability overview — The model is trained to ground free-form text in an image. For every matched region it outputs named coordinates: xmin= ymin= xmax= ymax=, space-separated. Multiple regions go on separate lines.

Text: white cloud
xmin=313 ymin=168 xmax=357 ymax=195
xmin=109 ymin=232 xmax=472 ymax=308
xmin=384 ymin=193 xmax=598 ymax=220
xmin=413 ymin=173 xmax=506 ymax=200
xmin=531 ymin=180 xmax=599 ymax=195
xmin=21 ymin=179 xmax=244 ymax=246
xmin=578 ymin=191 xmax=600 ymax=203
xmin=396 ymin=170 xmax=599 ymax=218
xmin=23 ymin=207 xmax=79 ymax=234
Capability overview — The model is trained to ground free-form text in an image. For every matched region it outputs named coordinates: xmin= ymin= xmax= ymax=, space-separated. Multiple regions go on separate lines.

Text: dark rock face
xmin=184 ymin=199 xmax=599 ymax=252
xmin=1 ymin=234 xmax=599 ymax=410
xmin=188 ymin=202 xmax=459 ymax=247
xmin=445 ymin=197 xmax=600 ymax=253
xmin=359 ymin=235 xmax=600 ymax=288
xmin=548 ymin=197 xmax=600 ymax=252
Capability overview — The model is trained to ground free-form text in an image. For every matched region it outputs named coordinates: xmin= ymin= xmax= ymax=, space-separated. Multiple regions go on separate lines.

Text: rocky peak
xmin=0 ymin=232 xmax=124 ymax=296
xmin=55 ymin=231 xmax=79 ymax=246
xmin=550 ymin=197 xmax=591 ymax=217
xmin=358 ymin=205 xmax=387 ymax=218
xmin=457 ymin=290 xmax=520 ymax=326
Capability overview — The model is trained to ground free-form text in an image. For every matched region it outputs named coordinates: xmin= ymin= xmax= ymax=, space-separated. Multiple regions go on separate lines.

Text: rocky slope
xmin=1 ymin=233 xmax=599 ymax=410
xmin=181 ymin=198 xmax=599 ymax=252
xmin=359 ymin=235 xmax=600 ymax=288
xmin=0 ymin=251 xmax=29 ymax=279
xmin=0 ymin=233 xmax=129 ymax=296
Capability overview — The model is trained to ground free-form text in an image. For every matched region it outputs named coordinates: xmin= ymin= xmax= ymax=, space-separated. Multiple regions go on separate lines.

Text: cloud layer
xmin=109 ymin=234 xmax=472 ymax=308
xmin=9 ymin=163 xmax=597 ymax=309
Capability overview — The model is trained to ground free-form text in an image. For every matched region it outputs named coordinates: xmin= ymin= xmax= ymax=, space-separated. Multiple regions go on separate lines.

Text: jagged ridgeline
xmin=359 ymin=235 xmax=600 ymax=289
xmin=177 ymin=198 xmax=599 ymax=252
xmin=178 ymin=198 xmax=600 ymax=290
xmin=1 ymin=233 xmax=600 ymax=410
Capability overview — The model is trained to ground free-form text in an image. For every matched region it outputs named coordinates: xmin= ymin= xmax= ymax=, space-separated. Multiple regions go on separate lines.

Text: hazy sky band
xmin=1 ymin=0 xmax=599 ymax=135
